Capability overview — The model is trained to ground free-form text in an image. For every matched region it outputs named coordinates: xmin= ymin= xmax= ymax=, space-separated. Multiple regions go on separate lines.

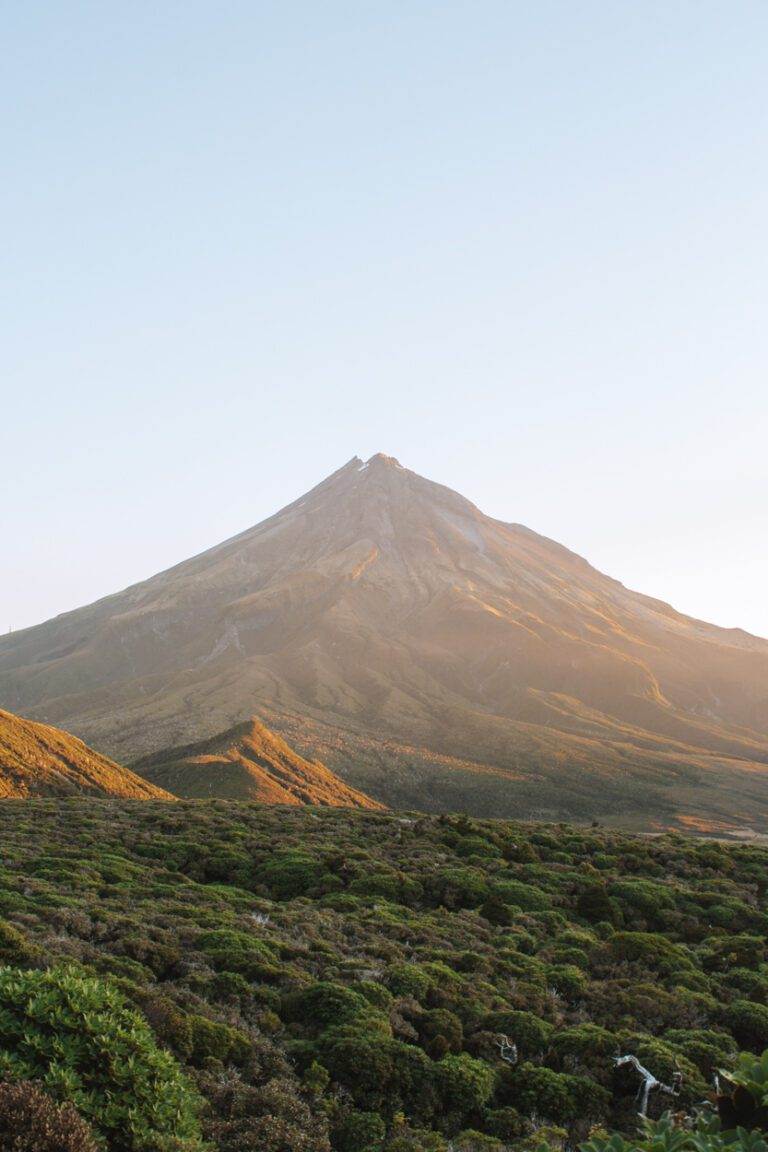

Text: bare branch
xmin=615 ymin=1054 xmax=682 ymax=1117
xmin=496 ymin=1034 xmax=518 ymax=1065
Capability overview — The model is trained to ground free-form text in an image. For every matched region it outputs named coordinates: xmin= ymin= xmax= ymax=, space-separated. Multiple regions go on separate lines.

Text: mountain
xmin=133 ymin=717 xmax=382 ymax=807
xmin=2 ymin=453 xmax=768 ymax=830
xmin=0 ymin=708 xmax=171 ymax=798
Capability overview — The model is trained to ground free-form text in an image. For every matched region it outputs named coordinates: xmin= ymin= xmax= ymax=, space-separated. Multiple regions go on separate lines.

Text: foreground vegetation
xmin=2 ymin=800 xmax=768 ymax=1150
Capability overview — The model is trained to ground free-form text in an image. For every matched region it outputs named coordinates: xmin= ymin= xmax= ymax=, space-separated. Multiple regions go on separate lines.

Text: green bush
xmin=196 ymin=928 xmax=277 ymax=979
xmin=9 ymin=800 xmax=768 ymax=1151
xmin=385 ymin=963 xmax=432 ymax=1001
xmin=283 ymin=981 xmax=383 ymax=1034
xmin=436 ymin=1054 xmax=495 ymax=1122
xmin=725 ymin=1002 xmax=768 ymax=1053
xmin=257 ymin=852 xmax=329 ymax=899
xmin=482 ymin=1010 xmax=553 ymax=1058
xmin=0 ymin=966 xmax=203 ymax=1151
xmin=427 ymin=869 xmax=489 ymax=910
xmin=188 ymin=1013 xmax=252 ymax=1066
xmin=335 ymin=1109 xmax=386 ymax=1152
xmin=493 ymin=880 xmax=551 ymax=912
xmin=0 ymin=919 xmax=40 ymax=967
xmin=505 ymin=1063 xmax=610 ymax=1125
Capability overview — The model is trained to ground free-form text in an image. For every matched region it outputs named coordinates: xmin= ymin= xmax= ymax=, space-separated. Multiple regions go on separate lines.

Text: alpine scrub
xmin=0 ymin=966 xmax=203 ymax=1150
xmin=2 ymin=800 xmax=768 ymax=1149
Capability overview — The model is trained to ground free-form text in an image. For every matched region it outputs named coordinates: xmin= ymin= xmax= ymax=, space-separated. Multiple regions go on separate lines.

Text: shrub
xmin=199 ymin=1068 xmax=331 ymax=1152
xmin=505 ymin=1063 xmax=610 ymax=1125
xmin=605 ymin=932 xmax=696 ymax=978
xmin=188 ymin=1014 xmax=252 ymax=1066
xmin=257 ymin=853 xmax=329 ymax=900
xmin=493 ymin=881 xmax=551 ymax=912
xmin=0 ymin=920 xmax=40 ymax=967
xmin=724 ymin=1002 xmax=768 ymax=1053
xmin=427 ymin=869 xmax=489 ymax=910
xmin=436 ymin=1054 xmax=495 ymax=1123
xmin=576 ymin=883 xmax=621 ymax=925
xmin=0 ymin=1079 xmax=98 ymax=1152
xmin=196 ymin=929 xmax=277 ymax=979
xmin=385 ymin=964 xmax=432 ymax=1001
xmin=451 ymin=1132 xmax=504 ymax=1152
xmin=418 ymin=1009 xmax=463 ymax=1058
xmin=716 ymin=1047 xmax=768 ymax=1131
xmin=481 ymin=1011 xmax=553 ymax=1059
xmin=320 ymin=1034 xmax=397 ymax=1112
xmin=0 ymin=966 xmax=203 ymax=1151
xmin=335 ymin=1110 xmax=386 ymax=1152
xmin=283 ymin=982 xmax=382 ymax=1035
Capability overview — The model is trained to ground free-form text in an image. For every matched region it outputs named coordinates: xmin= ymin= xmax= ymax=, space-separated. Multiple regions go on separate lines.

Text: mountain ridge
xmin=133 ymin=716 xmax=382 ymax=808
xmin=0 ymin=708 xmax=172 ymax=799
xmin=2 ymin=453 xmax=768 ymax=829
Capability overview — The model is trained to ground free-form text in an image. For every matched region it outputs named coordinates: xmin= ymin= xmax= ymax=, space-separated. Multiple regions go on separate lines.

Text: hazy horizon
xmin=4 ymin=3 xmax=767 ymax=637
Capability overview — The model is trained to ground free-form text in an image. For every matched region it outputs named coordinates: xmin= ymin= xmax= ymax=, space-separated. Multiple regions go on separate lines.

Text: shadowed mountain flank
xmin=2 ymin=454 xmax=768 ymax=828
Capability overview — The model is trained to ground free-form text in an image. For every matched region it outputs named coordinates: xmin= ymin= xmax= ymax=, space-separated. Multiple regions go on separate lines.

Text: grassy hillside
xmin=133 ymin=717 xmax=382 ymax=807
xmin=0 ymin=708 xmax=171 ymax=798
xmin=2 ymin=801 xmax=768 ymax=1150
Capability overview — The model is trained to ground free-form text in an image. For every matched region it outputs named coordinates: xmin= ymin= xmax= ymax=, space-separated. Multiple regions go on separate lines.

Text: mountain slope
xmin=133 ymin=717 xmax=382 ymax=807
xmin=2 ymin=453 xmax=768 ymax=829
xmin=0 ymin=708 xmax=171 ymax=798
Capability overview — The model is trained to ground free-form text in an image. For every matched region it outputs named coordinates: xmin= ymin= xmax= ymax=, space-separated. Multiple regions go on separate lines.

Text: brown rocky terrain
xmin=2 ymin=453 xmax=768 ymax=828
xmin=133 ymin=717 xmax=381 ymax=807
xmin=0 ymin=708 xmax=171 ymax=798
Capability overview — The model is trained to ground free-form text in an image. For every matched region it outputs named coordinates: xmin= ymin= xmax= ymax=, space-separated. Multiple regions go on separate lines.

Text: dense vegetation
xmin=2 ymin=800 xmax=768 ymax=1151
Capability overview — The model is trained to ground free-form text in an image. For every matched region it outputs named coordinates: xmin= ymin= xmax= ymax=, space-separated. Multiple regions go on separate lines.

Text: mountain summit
xmin=2 ymin=454 xmax=768 ymax=829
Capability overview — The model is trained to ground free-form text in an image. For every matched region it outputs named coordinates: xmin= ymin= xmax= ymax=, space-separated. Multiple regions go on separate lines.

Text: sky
xmin=3 ymin=2 xmax=768 ymax=637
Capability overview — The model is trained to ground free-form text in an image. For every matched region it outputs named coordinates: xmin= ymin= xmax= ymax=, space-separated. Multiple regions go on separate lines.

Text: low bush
xmin=0 ymin=965 xmax=203 ymax=1150
xmin=0 ymin=1079 xmax=98 ymax=1152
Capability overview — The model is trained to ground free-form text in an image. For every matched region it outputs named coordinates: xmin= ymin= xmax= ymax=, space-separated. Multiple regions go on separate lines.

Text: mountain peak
xmin=3 ymin=458 xmax=768 ymax=830
xmin=365 ymin=452 xmax=403 ymax=469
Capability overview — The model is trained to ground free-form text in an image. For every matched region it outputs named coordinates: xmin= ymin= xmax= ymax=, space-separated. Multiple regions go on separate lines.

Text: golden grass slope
xmin=0 ymin=708 xmax=171 ymax=799
xmin=132 ymin=717 xmax=383 ymax=808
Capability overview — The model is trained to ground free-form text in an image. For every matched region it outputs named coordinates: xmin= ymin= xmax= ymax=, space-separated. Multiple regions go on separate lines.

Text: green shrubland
xmin=1 ymin=801 xmax=768 ymax=1150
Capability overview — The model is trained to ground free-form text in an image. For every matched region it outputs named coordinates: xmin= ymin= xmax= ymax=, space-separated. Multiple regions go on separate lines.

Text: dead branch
xmin=615 ymin=1054 xmax=682 ymax=1117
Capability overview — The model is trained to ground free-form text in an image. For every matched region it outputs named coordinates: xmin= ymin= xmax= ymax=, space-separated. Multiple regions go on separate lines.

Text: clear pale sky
xmin=3 ymin=3 xmax=767 ymax=637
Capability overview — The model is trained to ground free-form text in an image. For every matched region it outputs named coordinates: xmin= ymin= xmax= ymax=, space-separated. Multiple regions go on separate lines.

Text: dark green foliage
xmin=3 ymin=801 xmax=768 ymax=1150
xmin=724 ymin=1002 xmax=768 ymax=1054
xmin=0 ymin=1079 xmax=98 ymax=1152
xmin=385 ymin=963 xmax=432 ymax=1000
xmin=482 ymin=1011 xmax=553 ymax=1059
xmin=335 ymin=1110 xmax=386 ymax=1152
xmin=436 ymin=1053 xmax=495 ymax=1122
xmin=503 ymin=1062 xmax=611 ymax=1125
xmin=196 ymin=928 xmax=278 ymax=979
xmin=257 ymin=852 xmax=329 ymax=899
xmin=418 ymin=1008 xmax=464 ymax=1058
xmin=284 ymin=982 xmax=382 ymax=1034
xmin=576 ymin=882 xmax=621 ymax=924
